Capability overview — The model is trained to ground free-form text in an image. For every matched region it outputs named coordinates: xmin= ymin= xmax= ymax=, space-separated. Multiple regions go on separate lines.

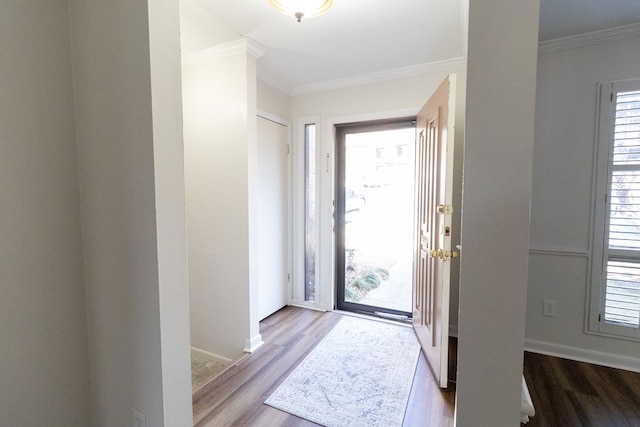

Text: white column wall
xmin=247 ymin=51 xmax=262 ymax=351
xmin=0 ymin=2 xmax=92 ymax=425
xmin=455 ymin=0 xmax=540 ymax=425
xmin=69 ymin=0 xmax=191 ymax=425
xmin=183 ymin=44 xmax=262 ymax=359
xmin=148 ymin=0 xmax=194 ymax=424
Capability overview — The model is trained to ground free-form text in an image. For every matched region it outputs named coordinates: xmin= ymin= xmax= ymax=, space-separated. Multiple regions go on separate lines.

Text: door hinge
xmin=437 ymin=204 xmax=453 ymax=215
xmin=610 ymin=92 xmax=614 ymax=102
xmin=598 ymin=313 xmax=602 ymax=322
xmin=286 ymin=144 xmax=290 ymax=154
xmin=287 ymin=273 xmax=291 ymax=283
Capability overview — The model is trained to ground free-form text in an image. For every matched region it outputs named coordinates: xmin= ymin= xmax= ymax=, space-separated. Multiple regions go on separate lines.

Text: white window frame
xmin=291 ymin=116 xmax=324 ymax=310
xmin=590 ymin=78 xmax=640 ymax=341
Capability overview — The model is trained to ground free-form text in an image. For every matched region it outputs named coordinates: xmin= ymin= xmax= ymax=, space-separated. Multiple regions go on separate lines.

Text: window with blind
xmin=592 ymin=79 xmax=640 ymax=340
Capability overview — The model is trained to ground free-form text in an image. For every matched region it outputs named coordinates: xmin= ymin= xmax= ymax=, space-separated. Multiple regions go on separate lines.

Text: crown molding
xmin=245 ymin=39 xmax=266 ymax=60
xmin=290 ymin=57 xmax=467 ymax=96
xmin=539 ymin=22 xmax=640 ymax=54
xmin=182 ymin=38 xmax=265 ymax=67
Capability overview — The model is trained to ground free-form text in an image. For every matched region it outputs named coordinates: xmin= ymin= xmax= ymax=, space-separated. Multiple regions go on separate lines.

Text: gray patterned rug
xmin=265 ymin=315 xmax=420 ymax=427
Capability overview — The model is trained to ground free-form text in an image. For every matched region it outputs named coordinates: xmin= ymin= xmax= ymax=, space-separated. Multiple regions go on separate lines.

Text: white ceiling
xmin=189 ymin=0 xmax=640 ymax=94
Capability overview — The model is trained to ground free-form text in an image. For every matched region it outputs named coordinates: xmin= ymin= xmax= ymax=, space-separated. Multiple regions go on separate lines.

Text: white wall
xmin=292 ymin=71 xmax=467 ymax=119
xmin=258 ymin=79 xmax=292 ymax=119
xmin=0 ymin=2 xmax=92 ymax=425
xmin=291 ymin=68 xmax=466 ymax=323
xmin=183 ymin=44 xmax=262 ymax=359
xmin=526 ymin=33 xmax=640 ymax=370
xmin=69 ymin=0 xmax=192 ymax=425
xmin=455 ymin=0 xmax=540 ymax=425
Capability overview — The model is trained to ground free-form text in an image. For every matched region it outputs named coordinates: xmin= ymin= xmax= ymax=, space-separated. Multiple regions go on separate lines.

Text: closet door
xmin=257 ymin=116 xmax=289 ymax=320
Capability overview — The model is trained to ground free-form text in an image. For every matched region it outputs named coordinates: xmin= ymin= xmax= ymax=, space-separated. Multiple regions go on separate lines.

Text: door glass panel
xmin=340 ymin=126 xmax=415 ymax=314
xmin=304 ymin=123 xmax=317 ymax=302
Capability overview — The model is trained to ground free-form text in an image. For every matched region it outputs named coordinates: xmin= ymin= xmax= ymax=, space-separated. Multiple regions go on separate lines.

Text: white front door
xmin=413 ymin=75 xmax=457 ymax=388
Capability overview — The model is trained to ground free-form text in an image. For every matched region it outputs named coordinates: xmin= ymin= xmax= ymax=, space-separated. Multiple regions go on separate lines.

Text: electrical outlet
xmin=133 ymin=409 xmax=146 ymax=427
xmin=543 ymin=300 xmax=557 ymax=317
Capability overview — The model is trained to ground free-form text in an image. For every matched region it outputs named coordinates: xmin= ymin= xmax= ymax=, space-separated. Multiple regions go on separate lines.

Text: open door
xmin=413 ymin=75 xmax=457 ymax=388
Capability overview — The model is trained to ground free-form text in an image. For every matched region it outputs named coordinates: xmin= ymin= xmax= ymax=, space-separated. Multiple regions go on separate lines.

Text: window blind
xmin=606 ymin=89 xmax=640 ymax=328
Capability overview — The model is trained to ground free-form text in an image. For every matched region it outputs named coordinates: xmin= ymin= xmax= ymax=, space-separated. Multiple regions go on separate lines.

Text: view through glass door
xmin=336 ymin=119 xmax=415 ymax=318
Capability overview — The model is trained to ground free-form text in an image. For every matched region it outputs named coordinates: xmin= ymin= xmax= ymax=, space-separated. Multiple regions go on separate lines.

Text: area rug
xmin=265 ymin=315 xmax=420 ymax=427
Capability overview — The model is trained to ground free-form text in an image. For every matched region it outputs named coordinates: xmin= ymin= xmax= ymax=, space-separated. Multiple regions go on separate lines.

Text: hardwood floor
xmin=192 ymin=306 xmax=454 ymax=426
xmin=523 ymin=352 xmax=640 ymax=426
xmin=192 ymin=306 xmax=640 ymax=426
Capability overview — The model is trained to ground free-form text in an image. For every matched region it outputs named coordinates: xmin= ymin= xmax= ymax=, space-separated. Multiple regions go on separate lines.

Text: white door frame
xmin=257 ymin=110 xmax=293 ymax=306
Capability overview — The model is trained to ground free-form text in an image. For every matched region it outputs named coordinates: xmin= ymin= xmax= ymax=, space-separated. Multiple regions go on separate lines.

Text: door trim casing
xmin=320 ymin=109 xmax=421 ymax=313
xmin=258 ymin=109 xmax=293 ymax=307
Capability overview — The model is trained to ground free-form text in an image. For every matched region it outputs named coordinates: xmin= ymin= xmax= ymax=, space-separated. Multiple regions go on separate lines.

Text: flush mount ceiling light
xmin=269 ymin=0 xmax=333 ymax=23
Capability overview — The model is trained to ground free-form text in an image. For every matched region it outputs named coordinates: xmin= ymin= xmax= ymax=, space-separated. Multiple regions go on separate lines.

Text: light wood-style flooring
xmin=192 ymin=306 xmax=454 ymax=426
xmin=193 ymin=306 xmax=640 ymax=426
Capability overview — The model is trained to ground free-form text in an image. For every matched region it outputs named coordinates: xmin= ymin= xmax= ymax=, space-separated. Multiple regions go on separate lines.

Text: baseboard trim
xmin=244 ymin=334 xmax=264 ymax=353
xmin=190 ymin=346 xmax=232 ymax=364
xmin=525 ymin=338 xmax=640 ymax=373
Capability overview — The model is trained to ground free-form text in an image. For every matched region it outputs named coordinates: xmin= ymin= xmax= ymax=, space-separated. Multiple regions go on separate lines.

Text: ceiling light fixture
xmin=269 ymin=0 xmax=333 ymax=23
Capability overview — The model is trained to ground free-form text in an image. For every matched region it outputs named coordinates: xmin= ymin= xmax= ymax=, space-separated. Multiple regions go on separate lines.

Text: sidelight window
xmin=304 ymin=123 xmax=317 ymax=303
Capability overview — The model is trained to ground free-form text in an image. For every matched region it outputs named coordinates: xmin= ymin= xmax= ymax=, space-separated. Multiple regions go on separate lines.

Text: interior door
xmin=413 ymin=75 xmax=457 ymax=388
xmin=257 ymin=116 xmax=289 ymax=320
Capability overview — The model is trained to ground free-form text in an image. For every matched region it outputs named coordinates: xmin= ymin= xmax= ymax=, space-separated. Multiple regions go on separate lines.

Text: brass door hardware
xmin=430 ymin=249 xmax=460 ymax=261
xmin=437 ymin=204 xmax=453 ymax=214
